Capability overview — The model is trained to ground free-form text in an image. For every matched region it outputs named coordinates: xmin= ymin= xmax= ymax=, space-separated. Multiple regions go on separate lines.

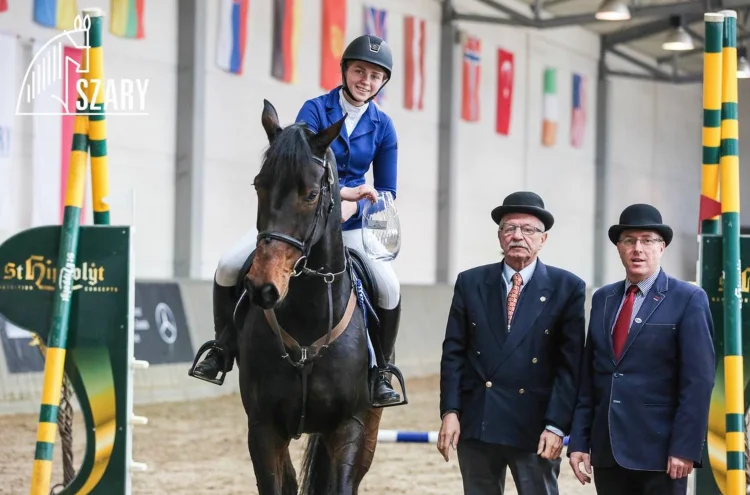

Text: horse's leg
xmin=323 ymin=414 xmax=372 ymax=495
xmin=281 ymin=448 xmax=298 ymax=495
xmin=355 ymin=407 xmax=383 ymax=486
xmin=247 ymin=422 xmax=293 ymax=495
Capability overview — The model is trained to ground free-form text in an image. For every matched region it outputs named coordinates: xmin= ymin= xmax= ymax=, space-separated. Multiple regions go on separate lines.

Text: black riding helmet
xmin=340 ymin=34 xmax=393 ymax=103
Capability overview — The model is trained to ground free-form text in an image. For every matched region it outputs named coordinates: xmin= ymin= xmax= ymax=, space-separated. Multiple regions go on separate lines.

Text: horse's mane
xmin=257 ymin=123 xmax=316 ymax=189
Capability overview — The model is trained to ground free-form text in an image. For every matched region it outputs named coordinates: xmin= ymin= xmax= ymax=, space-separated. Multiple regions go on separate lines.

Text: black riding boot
xmin=371 ymin=297 xmax=404 ymax=406
xmin=191 ymin=280 xmax=237 ymax=384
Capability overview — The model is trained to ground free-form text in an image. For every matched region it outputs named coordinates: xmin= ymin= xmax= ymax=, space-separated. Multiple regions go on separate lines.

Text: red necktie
xmin=507 ymin=273 xmax=523 ymax=330
xmin=613 ymin=285 xmax=638 ymax=360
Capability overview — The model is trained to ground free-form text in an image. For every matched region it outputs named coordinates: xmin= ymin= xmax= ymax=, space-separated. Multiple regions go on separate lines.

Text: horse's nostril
xmin=260 ymin=284 xmax=279 ymax=306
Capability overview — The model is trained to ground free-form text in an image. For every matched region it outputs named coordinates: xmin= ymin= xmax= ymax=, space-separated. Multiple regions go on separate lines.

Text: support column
xmin=436 ymin=0 xmax=457 ymax=284
xmin=174 ymin=0 xmax=206 ymax=278
xmin=593 ymin=44 xmax=610 ymax=287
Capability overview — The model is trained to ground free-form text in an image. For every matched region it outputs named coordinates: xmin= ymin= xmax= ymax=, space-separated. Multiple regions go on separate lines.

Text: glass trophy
xmin=361 ymin=191 xmax=401 ymax=262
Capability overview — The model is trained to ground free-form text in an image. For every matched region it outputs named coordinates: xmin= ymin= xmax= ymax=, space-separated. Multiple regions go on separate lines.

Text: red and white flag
xmin=496 ymin=49 xmax=513 ymax=135
xmin=461 ymin=35 xmax=481 ymax=122
xmin=403 ymin=15 xmax=425 ymax=111
xmin=571 ymin=73 xmax=586 ymax=148
xmin=31 ymin=42 xmax=90 ymax=226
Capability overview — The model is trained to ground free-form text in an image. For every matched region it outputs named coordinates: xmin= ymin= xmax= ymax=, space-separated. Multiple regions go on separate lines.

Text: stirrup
xmin=188 ymin=340 xmax=228 ymax=386
xmin=370 ymin=364 xmax=409 ymax=408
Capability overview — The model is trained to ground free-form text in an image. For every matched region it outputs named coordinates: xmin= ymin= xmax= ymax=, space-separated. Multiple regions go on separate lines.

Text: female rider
xmin=191 ymin=34 xmax=403 ymax=407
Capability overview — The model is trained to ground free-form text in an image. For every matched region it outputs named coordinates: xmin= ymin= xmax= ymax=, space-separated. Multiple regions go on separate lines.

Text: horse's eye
xmin=306 ymin=190 xmax=319 ymax=202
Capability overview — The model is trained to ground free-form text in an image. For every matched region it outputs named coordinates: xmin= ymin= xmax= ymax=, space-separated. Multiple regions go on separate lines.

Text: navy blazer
xmin=439 ymin=259 xmax=586 ymax=452
xmin=567 ymin=269 xmax=715 ymax=471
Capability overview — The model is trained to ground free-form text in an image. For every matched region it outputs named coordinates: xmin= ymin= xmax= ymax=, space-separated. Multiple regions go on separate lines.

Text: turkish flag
xmin=496 ymin=49 xmax=514 ymax=135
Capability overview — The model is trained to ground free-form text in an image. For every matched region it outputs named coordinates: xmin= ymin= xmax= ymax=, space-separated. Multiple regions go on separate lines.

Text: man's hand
xmin=341 ymin=201 xmax=358 ymax=223
xmin=667 ymin=456 xmax=693 ymax=479
xmin=568 ymin=451 xmax=592 ymax=485
xmin=537 ymin=429 xmax=564 ymax=460
xmin=437 ymin=412 xmax=460 ymax=462
xmin=340 ymin=185 xmax=378 ymax=203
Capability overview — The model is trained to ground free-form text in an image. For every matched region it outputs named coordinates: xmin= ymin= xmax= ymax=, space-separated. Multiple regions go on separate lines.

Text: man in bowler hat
xmin=438 ymin=191 xmax=587 ymax=494
xmin=567 ymin=204 xmax=715 ymax=495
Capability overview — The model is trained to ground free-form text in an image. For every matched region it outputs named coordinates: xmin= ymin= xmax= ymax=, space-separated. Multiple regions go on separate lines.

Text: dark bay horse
xmin=232 ymin=99 xmax=393 ymax=495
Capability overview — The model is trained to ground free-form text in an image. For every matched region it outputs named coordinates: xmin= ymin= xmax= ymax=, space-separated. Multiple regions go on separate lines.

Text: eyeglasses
xmin=499 ymin=224 xmax=543 ymax=236
xmin=618 ymin=237 xmax=664 ymax=247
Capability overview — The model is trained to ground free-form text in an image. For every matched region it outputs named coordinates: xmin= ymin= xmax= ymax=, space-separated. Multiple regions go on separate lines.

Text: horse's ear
xmin=261 ymin=99 xmax=283 ymax=142
xmin=310 ymin=114 xmax=346 ymax=155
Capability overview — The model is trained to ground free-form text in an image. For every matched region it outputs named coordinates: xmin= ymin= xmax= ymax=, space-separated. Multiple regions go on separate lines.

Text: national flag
xmin=216 ymin=0 xmax=249 ymax=74
xmin=461 ymin=35 xmax=481 ymax=123
xmin=0 ymin=33 xmax=16 ymax=230
xmin=571 ymin=73 xmax=586 ymax=148
xmin=271 ymin=0 xmax=300 ymax=83
xmin=0 ymin=1 xmax=8 ymax=13
xmin=33 ymin=0 xmax=78 ymax=30
xmin=364 ymin=6 xmax=387 ymax=104
xmin=496 ymin=49 xmax=513 ymax=135
xmin=542 ymin=67 xmax=558 ymax=147
xmin=110 ymin=0 xmax=145 ymax=39
xmin=31 ymin=44 xmax=90 ymax=226
xmin=404 ymin=15 xmax=425 ymax=111
xmin=321 ymin=0 xmax=346 ymax=91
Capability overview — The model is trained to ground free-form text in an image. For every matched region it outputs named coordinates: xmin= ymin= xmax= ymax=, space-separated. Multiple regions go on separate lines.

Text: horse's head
xmin=246 ymin=99 xmax=345 ymax=309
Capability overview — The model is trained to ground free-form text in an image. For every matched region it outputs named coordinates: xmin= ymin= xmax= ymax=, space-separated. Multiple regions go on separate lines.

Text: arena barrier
xmin=377 ymin=430 xmax=570 ymax=447
xmin=695 ymin=9 xmax=749 ymax=495
xmin=0 ymin=8 xmax=147 ymax=495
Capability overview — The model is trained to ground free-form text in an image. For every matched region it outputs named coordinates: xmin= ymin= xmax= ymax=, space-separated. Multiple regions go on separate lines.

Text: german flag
xmin=271 ymin=0 xmax=300 ymax=83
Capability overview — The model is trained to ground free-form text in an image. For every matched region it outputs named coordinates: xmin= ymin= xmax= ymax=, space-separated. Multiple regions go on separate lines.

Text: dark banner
xmin=133 ymin=282 xmax=194 ymax=365
xmin=0 ymin=315 xmax=45 ymax=373
xmin=2 ymin=282 xmax=195 ymax=374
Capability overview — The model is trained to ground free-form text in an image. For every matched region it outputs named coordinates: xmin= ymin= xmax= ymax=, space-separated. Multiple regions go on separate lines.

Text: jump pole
xmin=696 ymin=10 xmax=746 ymax=495
xmin=376 ymin=430 xmax=570 ymax=447
xmin=718 ymin=10 xmax=745 ymax=495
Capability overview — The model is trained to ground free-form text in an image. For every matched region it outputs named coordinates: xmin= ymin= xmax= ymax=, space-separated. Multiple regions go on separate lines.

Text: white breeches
xmin=215 ymin=227 xmax=401 ymax=310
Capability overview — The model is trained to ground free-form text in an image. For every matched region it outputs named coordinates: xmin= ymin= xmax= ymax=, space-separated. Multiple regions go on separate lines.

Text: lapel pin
xmin=634 ymin=317 xmax=642 ymax=324
xmin=540 ymin=296 xmax=546 ymax=302
xmin=653 ymin=296 xmax=661 ymax=301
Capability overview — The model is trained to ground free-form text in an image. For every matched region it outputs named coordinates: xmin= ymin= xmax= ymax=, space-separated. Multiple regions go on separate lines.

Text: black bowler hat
xmin=608 ymin=204 xmax=673 ymax=246
xmin=490 ymin=191 xmax=554 ymax=231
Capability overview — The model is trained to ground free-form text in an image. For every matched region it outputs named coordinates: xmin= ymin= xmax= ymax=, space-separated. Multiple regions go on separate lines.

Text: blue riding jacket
xmin=295 ymin=86 xmax=398 ymax=232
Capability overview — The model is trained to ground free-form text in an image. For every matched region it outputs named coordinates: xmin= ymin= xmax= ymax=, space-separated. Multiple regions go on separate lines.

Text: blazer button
xmin=532 ymin=357 xmax=538 ymax=364
xmin=544 ymin=329 xmax=549 ymax=334
xmin=477 ymin=351 xmax=481 ymax=355
xmin=486 ymin=381 xmax=492 ymax=388
xmin=519 ymin=388 xmax=525 ymax=394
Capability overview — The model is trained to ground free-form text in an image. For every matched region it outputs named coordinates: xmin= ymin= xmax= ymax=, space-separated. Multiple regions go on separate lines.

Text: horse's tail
xmin=299 ymin=433 xmax=330 ymax=495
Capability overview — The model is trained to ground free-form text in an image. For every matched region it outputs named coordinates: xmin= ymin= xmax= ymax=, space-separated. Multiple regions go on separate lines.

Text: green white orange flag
xmin=542 ymin=67 xmax=558 ymax=147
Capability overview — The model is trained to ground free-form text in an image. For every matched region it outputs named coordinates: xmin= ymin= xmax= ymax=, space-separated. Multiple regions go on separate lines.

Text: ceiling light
xmin=662 ymin=16 xmax=694 ymax=51
xmin=738 ymin=47 xmax=750 ymax=78
xmin=595 ymin=0 xmax=631 ymax=21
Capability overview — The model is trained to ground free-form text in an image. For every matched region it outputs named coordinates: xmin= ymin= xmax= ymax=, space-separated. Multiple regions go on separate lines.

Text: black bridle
xmin=255 ymin=152 xmax=345 ymax=280
xmin=251 ymin=150 xmax=354 ymax=439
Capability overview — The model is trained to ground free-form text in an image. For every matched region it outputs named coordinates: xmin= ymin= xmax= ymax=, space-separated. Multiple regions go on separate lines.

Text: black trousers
xmin=593 ymin=463 xmax=688 ymax=495
xmin=456 ymin=438 xmax=561 ymax=495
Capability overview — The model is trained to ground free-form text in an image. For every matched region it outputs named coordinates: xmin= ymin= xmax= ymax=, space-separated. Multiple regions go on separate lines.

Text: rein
xmin=250 ymin=151 xmax=357 ymax=439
